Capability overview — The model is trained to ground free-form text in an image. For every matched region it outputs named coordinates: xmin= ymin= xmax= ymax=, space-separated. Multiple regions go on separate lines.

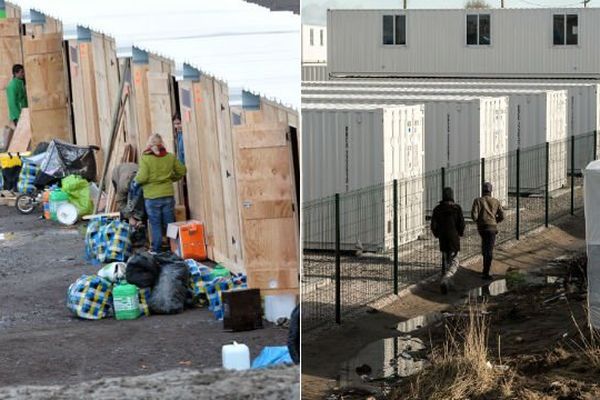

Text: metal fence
xmin=302 ymin=131 xmax=595 ymax=330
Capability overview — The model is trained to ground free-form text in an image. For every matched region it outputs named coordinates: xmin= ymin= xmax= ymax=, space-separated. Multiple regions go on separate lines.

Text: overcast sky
xmin=302 ymin=0 xmax=592 ymax=24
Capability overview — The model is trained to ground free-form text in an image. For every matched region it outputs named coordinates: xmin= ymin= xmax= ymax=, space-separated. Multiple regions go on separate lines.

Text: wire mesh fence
xmin=302 ymin=131 xmax=596 ymax=330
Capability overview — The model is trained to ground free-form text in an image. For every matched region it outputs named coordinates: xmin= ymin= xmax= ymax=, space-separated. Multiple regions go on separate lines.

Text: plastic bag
xmin=97 ymin=262 xmax=127 ymax=283
xmin=61 ymin=175 xmax=93 ymax=216
xmin=251 ymin=346 xmax=293 ymax=369
xmin=85 ymin=217 xmax=132 ymax=264
xmin=126 ymin=252 xmax=161 ymax=288
xmin=66 ymin=275 xmax=113 ymax=320
xmin=149 ymin=260 xmax=190 ymax=315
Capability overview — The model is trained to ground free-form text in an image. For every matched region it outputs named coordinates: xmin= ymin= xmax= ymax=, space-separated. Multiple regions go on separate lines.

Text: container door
xmin=0 ymin=18 xmax=22 ymax=128
xmin=23 ymin=32 xmax=72 ymax=148
xmin=233 ymin=122 xmax=299 ymax=295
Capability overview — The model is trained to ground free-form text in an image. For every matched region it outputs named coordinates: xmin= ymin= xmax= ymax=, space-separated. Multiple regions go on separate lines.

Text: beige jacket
xmin=471 ymin=195 xmax=504 ymax=232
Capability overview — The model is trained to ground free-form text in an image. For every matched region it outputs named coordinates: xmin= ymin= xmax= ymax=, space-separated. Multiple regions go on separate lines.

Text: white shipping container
xmin=302 ymin=63 xmax=328 ymax=81
xmin=305 ymin=79 xmax=600 ymax=171
xmin=302 ymin=93 xmax=509 ymax=211
xmin=303 ymin=85 xmax=568 ymax=192
xmin=302 ymin=103 xmax=425 ymax=250
xmin=327 ymin=9 xmax=600 ymax=78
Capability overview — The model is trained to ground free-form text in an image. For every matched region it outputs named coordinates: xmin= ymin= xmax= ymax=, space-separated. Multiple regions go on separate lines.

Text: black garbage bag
xmin=287 ymin=304 xmax=300 ymax=365
xmin=2 ymin=165 xmax=21 ymax=191
xmin=149 ymin=258 xmax=190 ymax=315
xmin=33 ymin=141 xmax=49 ymax=155
xmin=126 ymin=252 xmax=161 ymax=288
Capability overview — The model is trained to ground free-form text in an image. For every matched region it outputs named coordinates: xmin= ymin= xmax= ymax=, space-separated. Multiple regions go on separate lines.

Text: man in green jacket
xmin=135 ymin=133 xmax=187 ymax=252
xmin=6 ymin=64 xmax=28 ymax=126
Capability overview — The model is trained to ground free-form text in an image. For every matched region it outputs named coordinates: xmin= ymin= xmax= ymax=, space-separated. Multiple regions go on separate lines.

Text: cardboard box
xmin=166 ymin=220 xmax=207 ymax=260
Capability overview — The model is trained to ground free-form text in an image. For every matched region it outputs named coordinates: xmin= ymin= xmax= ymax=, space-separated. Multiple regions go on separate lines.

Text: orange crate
xmin=166 ymin=220 xmax=207 ymax=261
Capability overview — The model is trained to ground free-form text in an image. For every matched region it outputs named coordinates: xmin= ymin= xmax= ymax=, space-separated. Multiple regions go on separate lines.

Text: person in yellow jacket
xmin=135 ymin=134 xmax=186 ymax=252
xmin=6 ymin=64 xmax=28 ymax=126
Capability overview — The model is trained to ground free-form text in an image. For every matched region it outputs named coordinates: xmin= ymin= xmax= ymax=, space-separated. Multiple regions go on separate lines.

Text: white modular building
xmin=302 ymin=93 xmax=509 ymax=212
xmin=302 ymin=103 xmax=425 ymax=251
xmin=327 ymin=8 xmax=600 ymax=79
xmin=303 ymin=85 xmax=568 ymax=192
xmin=302 ymin=64 xmax=328 ymax=81
xmin=302 ymin=24 xmax=327 ymax=63
xmin=304 ymin=79 xmax=600 ymax=172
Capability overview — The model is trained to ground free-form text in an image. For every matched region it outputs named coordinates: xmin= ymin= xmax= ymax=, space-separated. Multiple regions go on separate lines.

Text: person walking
xmin=431 ymin=187 xmax=465 ymax=294
xmin=471 ymin=182 xmax=504 ymax=280
xmin=6 ymin=64 xmax=28 ymax=127
xmin=135 ymin=134 xmax=186 ymax=253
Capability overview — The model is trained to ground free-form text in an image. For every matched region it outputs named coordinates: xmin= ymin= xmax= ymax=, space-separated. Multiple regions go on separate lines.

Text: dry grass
xmin=569 ymin=310 xmax=600 ymax=369
xmin=395 ymin=299 xmax=510 ymax=400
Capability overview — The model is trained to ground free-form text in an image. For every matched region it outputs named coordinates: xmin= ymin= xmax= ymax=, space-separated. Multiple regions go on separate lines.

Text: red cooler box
xmin=166 ymin=220 xmax=207 ymax=260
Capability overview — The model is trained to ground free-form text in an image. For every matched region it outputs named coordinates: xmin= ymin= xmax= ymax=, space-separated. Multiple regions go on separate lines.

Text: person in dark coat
xmin=431 ymin=187 xmax=466 ymax=294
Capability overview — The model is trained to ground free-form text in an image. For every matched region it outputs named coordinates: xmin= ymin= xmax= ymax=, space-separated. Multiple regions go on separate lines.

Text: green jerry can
xmin=210 ymin=264 xmax=231 ymax=281
xmin=49 ymin=189 xmax=69 ymax=221
xmin=113 ymin=283 xmax=140 ymax=320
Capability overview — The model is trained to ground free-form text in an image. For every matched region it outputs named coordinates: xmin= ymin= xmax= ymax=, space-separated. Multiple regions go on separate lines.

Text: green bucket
xmin=113 ymin=283 xmax=140 ymax=320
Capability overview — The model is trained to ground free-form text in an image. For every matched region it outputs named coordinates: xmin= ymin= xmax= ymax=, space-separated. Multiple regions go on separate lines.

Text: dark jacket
xmin=431 ymin=201 xmax=466 ymax=253
xmin=471 ymin=194 xmax=504 ymax=233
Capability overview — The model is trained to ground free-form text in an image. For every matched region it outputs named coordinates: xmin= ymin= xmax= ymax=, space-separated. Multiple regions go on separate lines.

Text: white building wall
xmin=328 ymin=8 xmax=600 ymax=78
xmin=302 ymin=24 xmax=327 ymax=63
xmin=302 ymin=103 xmax=425 ymax=250
xmin=302 ymin=94 xmax=509 ymax=210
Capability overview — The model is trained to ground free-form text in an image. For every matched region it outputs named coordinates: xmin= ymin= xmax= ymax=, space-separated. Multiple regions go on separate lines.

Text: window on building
xmin=554 ymin=14 xmax=578 ymax=45
xmin=310 ymin=28 xmax=314 ymax=46
xmin=467 ymin=14 xmax=491 ymax=45
xmin=320 ymin=29 xmax=324 ymax=46
xmin=382 ymin=15 xmax=406 ymax=45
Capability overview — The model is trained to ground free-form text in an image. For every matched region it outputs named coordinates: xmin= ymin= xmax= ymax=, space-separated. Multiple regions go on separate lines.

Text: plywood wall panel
xmin=0 ymin=18 xmax=22 ymax=127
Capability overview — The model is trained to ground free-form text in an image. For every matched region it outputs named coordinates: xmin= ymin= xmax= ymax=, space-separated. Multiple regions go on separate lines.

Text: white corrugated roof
xmin=10 ymin=0 xmax=300 ymax=109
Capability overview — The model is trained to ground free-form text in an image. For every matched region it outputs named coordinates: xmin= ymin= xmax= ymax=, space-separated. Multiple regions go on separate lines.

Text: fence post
xmin=393 ymin=179 xmax=399 ymax=295
xmin=481 ymin=157 xmax=486 ymax=194
xmin=594 ymin=130 xmax=598 ymax=161
xmin=335 ymin=193 xmax=341 ymax=324
xmin=571 ymin=135 xmax=575 ymax=216
xmin=516 ymin=148 xmax=520 ymax=239
xmin=545 ymin=142 xmax=550 ymax=228
xmin=441 ymin=167 xmax=446 ymax=197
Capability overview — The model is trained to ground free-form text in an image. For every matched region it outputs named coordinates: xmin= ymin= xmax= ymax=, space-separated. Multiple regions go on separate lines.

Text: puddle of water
xmin=468 ymin=279 xmax=509 ymax=298
xmin=338 ymin=336 xmax=428 ymax=389
xmin=0 ymin=232 xmax=14 ymax=241
xmin=396 ymin=312 xmax=443 ymax=333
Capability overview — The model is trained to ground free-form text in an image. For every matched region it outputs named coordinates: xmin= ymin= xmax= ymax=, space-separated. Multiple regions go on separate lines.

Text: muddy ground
xmin=0 ymin=366 xmax=299 ymax=399
xmin=0 ymin=206 xmax=293 ymax=395
xmin=302 ymin=213 xmax=587 ymax=399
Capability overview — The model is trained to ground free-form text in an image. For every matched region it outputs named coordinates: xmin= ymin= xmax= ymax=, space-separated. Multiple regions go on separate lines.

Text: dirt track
xmin=0 ymin=366 xmax=299 ymax=400
xmin=0 ymin=206 xmax=291 ymax=392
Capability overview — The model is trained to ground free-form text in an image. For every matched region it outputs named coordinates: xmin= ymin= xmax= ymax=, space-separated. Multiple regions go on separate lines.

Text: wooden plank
xmin=193 ymin=78 xmax=228 ymax=262
xmin=91 ymin=33 xmax=111 ymax=150
xmin=0 ymin=18 xmax=22 ymax=128
xmin=7 ymin=108 xmax=30 ymax=151
xmin=178 ymin=80 xmax=206 ymax=225
xmin=23 ymin=32 xmax=70 ymax=148
xmin=132 ymin=64 xmax=151 ymax=152
xmin=241 ymin=200 xmax=293 ymax=220
xmin=5 ymin=4 xmax=21 ymax=19
xmin=212 ymin=79 xmax=244 ymax=268
xmin=147 ymin=72 xmax=175 ymax=152
xmin=233 ymin=123 xmax=299 ymax=292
